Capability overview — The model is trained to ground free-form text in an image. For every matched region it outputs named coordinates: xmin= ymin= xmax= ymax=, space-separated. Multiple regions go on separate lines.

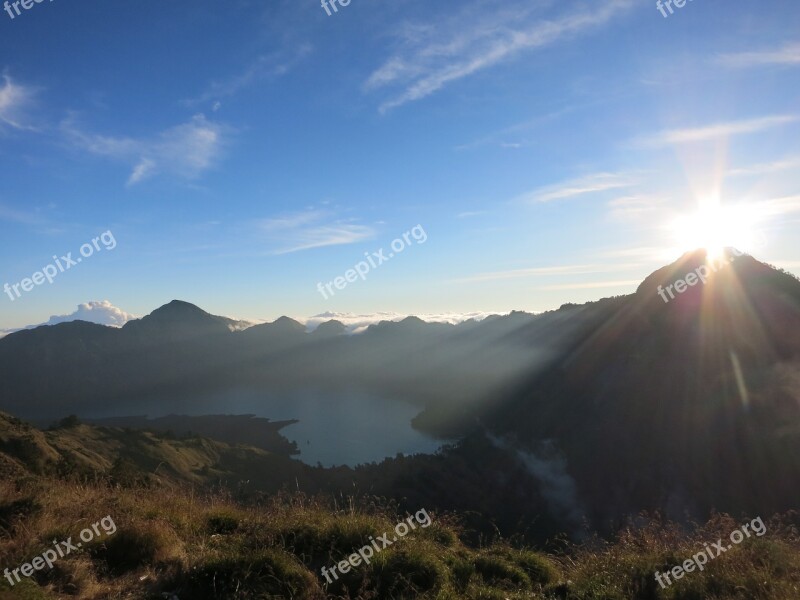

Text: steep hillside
xmin=484 ymin=250 xmax=800 ymax=526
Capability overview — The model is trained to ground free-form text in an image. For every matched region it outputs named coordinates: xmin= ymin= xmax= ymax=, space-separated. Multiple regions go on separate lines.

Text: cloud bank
xmin=0 ymin=301 xmax=137 ymax=338
xmin=301 ymin=311 xmax=505 ymax=334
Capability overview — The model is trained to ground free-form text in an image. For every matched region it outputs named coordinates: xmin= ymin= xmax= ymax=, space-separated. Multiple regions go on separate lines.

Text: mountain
xmin=1 ymin=250 xmax=799 ymax=533
xmin=0 ymin=412 xmax=307 ymax=490
xmin=0 ymin=298 xmax=583 ymax=425
xmin=122 ymin=299 xmax=243 ymax=341
xmin=481 ymin=249 xmax=800 ymax=526
xmin=0 ymin=411 xmax=566 ymax=545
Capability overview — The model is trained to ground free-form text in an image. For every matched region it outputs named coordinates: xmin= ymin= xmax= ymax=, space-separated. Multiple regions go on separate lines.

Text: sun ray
xmin=671 ymin=196 xmax=762 ymax=260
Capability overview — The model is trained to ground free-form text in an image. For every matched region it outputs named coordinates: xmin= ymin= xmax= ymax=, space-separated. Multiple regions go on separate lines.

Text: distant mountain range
xmin=0 ymin=299 xmax=589 ymax=435
xmin=1 ymin=249 xmax=799 ymax=531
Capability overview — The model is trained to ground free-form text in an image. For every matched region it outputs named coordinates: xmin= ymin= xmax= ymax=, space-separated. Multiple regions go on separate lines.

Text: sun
xmin=671 ymin=197 xmax=761 ymax=261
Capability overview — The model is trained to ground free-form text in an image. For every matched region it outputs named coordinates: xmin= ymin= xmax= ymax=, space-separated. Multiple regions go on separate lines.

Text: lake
xmin=93 ymin=388 xmax=444 ymax=467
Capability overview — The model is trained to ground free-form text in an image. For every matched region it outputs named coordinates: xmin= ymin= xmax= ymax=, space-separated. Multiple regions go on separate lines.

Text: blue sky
xmin=1 ymin=0 xmax=799 ymax=330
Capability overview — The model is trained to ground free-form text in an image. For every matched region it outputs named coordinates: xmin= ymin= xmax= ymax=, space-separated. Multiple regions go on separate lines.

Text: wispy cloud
xmin=607 ymin=194 xmax=664 ymax=219
xmin=0 ymin=75 xmax=39 ymax=131
xmin=455 ymin=106 xmax=576 ymax=150
xmin=62 ymin=114 xmax=229 ymax=186
xmin=715 ymin=42 xmax=800 ymax=69
xmin=0 ymin=203 xmax=44 ymax=225
xmin=185 ymin=45 xmax=312 ymax=107
xmin=757 ymin=195 xmax=800 ymax=217
xmin=517 ymin=172 xmax=637 ymax=204
xmin=539 ymin=279 xmax=640 ymax=291
xmin=449 ymin=263 xmax=640 ymax=284
xmin=727 ymin=156 xmax=800 ymax=177
xmin=365 ymin=0 xmax=635 ymax=113
xmin=601 ymin=246 xmax=671 ymax=263
xmin=259 ymin=210 xmax=377 ymax=254
xmin=640 ymin=115 xmax=798 ymax=147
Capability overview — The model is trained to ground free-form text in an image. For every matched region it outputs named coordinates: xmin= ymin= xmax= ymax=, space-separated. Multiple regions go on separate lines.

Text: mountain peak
xmin=151 ymin=300 xmax=209 ymax=316
xmin=122 ymin=300 xmax=232 ymax=339
xmin=312 ymin=320 xmax=347 ymax=337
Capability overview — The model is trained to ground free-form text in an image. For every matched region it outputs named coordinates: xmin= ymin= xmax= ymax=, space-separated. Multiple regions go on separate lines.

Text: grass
xmin=0 ymin=477 xmax=798 ymax=599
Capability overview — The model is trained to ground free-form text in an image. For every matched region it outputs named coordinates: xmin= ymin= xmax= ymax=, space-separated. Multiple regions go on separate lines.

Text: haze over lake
xmin=91 ymin=388 xmax=443 ymax=467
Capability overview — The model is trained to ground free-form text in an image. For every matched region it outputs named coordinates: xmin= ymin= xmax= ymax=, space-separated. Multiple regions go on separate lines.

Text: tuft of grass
xmin=0 ymin=496 xmax=41 ymax=531
xmin=514 ymin=549 xmax=560 ymax=585
xmin=473 ymin=553 xmax=530 ymax=591
xmin=447 ymin=555 xmax=475 ymax=592
xmin=0 ymin=578 xmax=51 ymax=600
xmin=205 ymin=510 xmax=242 ymax=535
xmin=370 ymin=545 xmax=448 ymax=598
xmin=90 ymin=521 xmax=184 ymax=575
xmin=174 ymin=548 xmax=322 ymax=599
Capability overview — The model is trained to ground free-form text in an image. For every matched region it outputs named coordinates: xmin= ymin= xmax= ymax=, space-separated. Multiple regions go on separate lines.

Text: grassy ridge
xmin=0 ymin=476 xmax=798 ymax=599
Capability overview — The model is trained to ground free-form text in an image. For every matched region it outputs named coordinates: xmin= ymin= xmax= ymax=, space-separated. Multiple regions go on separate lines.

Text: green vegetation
xmin=0 ymin=411 xmax=798 ymax=598
xmin=0 ymin=475 xmax=798 ymax=599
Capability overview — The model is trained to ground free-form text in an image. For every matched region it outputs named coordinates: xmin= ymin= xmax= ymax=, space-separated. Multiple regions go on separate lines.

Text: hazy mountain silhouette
xmin=1 ymin=250 xmax=799 ymax=532
xmin=482 ymin=249 xmax=800 ymax=527
xmin=122 ymin=299 xmax=236 ymax=341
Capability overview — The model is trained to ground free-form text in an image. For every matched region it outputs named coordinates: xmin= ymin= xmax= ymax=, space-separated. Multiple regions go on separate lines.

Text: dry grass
xmin=0 ymin=478 xmax=798 ymax=599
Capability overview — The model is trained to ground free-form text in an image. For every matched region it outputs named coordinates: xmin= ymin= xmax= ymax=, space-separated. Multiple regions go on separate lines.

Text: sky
xmin=1 ymin=0 xmax=799 ymax=331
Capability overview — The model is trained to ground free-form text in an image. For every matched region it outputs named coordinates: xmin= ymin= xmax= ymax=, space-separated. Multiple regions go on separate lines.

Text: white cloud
xmin=0 ymin=75 xmax=38 ymax=131
xmin=517 ymin=172 xmax=636 ymax=204
xmin=716 ymin=42 xmax=800 ymax=69
xmin=301 ymin=311 xmax=503 ymax=334
xmin=640 ymin=115 xmax=798 ymax=147
xmin=0 ymin=301 xmax=137 ymax=338
xmin=258 ymin=210 xmax=377 ymax=254
xmin=42 ymin=301 xmax=137 ymax=327
xmin=366 ymin=0 xmax=635 ymax=113
xmin=61 ymin=114 xmax=228 ymax=186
